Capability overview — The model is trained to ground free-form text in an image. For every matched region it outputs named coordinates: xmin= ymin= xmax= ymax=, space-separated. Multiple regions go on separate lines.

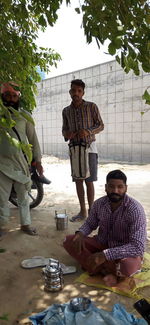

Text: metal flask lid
xmin=55 ymin=210 xmax=67 ymax=217
xmin=48 ymin=258 xmax=61 ymax=268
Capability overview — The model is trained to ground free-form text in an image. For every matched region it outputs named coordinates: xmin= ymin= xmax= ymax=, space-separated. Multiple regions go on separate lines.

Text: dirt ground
xmin=0 ymin=155 xmax=150 ymax=325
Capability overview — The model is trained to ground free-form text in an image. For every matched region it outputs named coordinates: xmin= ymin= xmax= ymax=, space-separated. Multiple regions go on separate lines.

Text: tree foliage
xmin=77 ymin=0 xmax=150 ymax=74
xmin=0 ymin=0 xmax=68 ymax=160
xmin=0 ymin=0 xmax=67 ymax=112
xmin=76 ymin=0 xmax=150 ymax=104
xmin=0 ymin=0 xmax=149 ymax=114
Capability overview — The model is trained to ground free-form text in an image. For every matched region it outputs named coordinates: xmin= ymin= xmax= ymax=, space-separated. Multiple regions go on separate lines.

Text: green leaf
xmin=0 ymin=313 xmax=9 ymax=320
xmin=28 ymin=4 xmax=33 ymax=11
xmin=114 ymin=37 xmax=122 ymax=49
xmin=7 ymin=107 xmax=21 ymax=119
xmin=20 ymin=143 xmax=33 ymax=163
xmin=38 ymin=15 xmax=47 ymax=27
xmin=6 ymin=133 xmax=20 ymax=149
xmin=115 ymin=55 xmax=121 ymax=64
xmin=124 ymin=66 xmax=131 ymax=73
xmin=0 ymin=248 xmax=6 ymax=253
xmin=108 ymin=42 xmax=116 ymax=55
xmin=5 ymin=132 xmax=33 ymax=163
xmin=145 ymin=15 xmax=150 ymax=24
xmin=142 ymin=62 xmax=150 ymax=73
xmin=20 ymin=111 xmax=35 ymax=125
xmin=142 ymin=90 xmax=150 ymax=105
xmin=75 ymin=7 xmax=80 ymax=14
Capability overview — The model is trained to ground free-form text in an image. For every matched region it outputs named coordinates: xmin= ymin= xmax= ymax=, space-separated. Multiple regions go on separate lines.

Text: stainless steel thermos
xmin=55 ymin=210 xmax=68 ymax=230
xmin=42 ymin=258 xmax=64 ymax=292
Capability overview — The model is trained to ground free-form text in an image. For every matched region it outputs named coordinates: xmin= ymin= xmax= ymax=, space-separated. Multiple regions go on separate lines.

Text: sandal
xmin=21 ymin=256 xmax=77 ymax=274
xmin=21 ymin=226 xmax=37 ymax=236
xmin=70 ymin=215 xmax=86 ymax=222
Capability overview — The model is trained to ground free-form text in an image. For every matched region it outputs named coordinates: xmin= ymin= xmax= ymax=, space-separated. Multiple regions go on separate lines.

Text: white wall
xmin=34 ymin=60 xmax=150 ymax=163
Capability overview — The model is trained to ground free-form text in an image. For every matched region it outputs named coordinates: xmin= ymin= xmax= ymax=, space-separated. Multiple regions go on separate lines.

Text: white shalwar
xmin=0 ymin=108 xmax=42 ymax=227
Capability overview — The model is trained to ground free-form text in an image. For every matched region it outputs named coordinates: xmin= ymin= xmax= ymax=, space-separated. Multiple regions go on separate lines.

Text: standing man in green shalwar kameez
xmin=0 ymin=82 xmax=43 ymax=237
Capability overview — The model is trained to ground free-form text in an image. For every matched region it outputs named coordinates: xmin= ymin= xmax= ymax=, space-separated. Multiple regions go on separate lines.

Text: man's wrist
xmin=87 ymin=129 xmax=92 ymax=135
xmin=101 ymin=251 xmax=107 ymax=261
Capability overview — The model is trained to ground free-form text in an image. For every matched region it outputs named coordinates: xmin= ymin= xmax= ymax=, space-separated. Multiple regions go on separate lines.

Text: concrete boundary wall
xmin=34 ymin=60 xmax=150 ymax=163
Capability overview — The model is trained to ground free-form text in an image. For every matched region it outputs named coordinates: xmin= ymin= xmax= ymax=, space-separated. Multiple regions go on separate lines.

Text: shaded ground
xmin=0 ymin=156 xmax=150 ymax=324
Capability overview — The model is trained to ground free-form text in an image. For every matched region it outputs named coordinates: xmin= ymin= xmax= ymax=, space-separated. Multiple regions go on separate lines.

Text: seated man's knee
xmin=119 ymin=257 xmax=142 ymax=277
xmin=63 ymin=234 xmax=75 ymax=250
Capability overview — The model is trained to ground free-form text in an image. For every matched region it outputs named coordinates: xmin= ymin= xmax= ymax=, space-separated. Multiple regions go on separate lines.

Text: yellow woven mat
xmin=76 ymin=252 xmax=150 ymax=300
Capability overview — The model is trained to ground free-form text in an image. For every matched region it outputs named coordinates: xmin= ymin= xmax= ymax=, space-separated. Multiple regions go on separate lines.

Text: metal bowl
xmin=69 ymin=297 xmax=91 ymax=312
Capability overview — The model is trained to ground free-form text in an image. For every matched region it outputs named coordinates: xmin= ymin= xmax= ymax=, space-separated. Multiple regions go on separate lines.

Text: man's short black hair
xmin=106 ymin=170 xmax=127 ymax=184
xmin=71 ymin=79 xmax=85 ymax=90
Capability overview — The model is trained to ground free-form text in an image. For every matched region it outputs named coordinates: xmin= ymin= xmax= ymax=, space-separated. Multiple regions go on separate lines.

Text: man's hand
xmin=36 ymin=161 xmax=43 ymax=176
xmin=78 ymin=129 xmax=90 ymax=138
xmin=71 ymin=232 xmax=85 ymax=254
xmin=87 ymin=252 xmax=106 ymax=271
xmin=64 ymin=131 xmax=77 ymax=140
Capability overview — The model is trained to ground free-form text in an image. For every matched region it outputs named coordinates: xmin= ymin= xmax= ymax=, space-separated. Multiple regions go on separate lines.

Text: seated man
xmin=63 ymin=170 xmax=147 ymax=286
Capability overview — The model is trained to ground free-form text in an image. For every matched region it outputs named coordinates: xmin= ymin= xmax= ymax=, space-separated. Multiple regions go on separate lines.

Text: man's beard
xmin=2 ymin=96 xmax=19 ymax=110
xmin=3 ymin=100 xmax=19 ymax=110
xmin=72 ymin=95 xmax=80 ymax=101
xmin=107 ymin=192 xmax=125 ymax=203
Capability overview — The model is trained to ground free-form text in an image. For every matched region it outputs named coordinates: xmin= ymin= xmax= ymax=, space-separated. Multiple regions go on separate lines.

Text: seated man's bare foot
xmin=103 ymin=274 xmax=118 ymax=286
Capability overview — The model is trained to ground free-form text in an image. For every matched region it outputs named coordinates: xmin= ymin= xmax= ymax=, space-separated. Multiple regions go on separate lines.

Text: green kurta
xmin=0 ymin=108 xmax=42 ymax=190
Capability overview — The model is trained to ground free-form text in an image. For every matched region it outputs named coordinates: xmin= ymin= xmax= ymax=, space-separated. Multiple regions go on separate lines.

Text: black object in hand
xmin=134 ymin=299 xmax=150 ymax=324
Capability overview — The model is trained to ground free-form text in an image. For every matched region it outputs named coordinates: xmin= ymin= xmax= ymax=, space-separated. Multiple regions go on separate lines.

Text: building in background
xmin=33 ymin=59 xmax=150 ymax=163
